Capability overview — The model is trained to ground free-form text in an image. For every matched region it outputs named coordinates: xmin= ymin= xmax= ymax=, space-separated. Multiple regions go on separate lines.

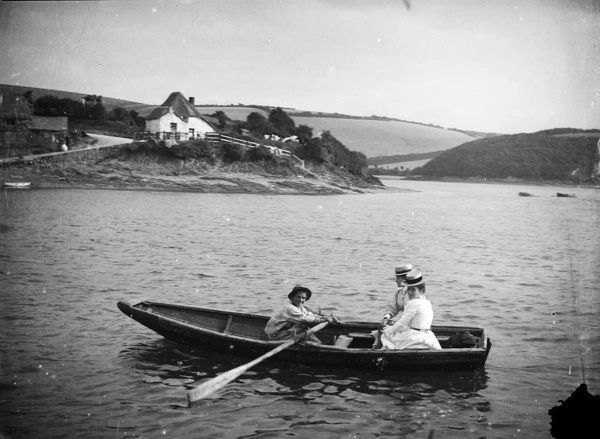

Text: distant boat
xmin=556 ymin=192 xmax=576 ymax=198
xmin=3 ymin=182 xmax=31 ymax=189
xmin=519 ymin=192 xmax=535 ymax=197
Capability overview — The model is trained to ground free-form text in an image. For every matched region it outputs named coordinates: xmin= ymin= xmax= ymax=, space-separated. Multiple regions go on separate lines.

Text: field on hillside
xmin=293 ymin=116 xmax=474 ymax=157
xmin=1 ymin=85 xmax=475 ymax=158
xmin=192 ymin=106 xmax=474 ymax=157
xmin=196 ymin=106 xmax=268 ymax=120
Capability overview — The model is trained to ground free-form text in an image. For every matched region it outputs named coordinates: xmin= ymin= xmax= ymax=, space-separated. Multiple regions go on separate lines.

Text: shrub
xmin=168 ymin=140 xmax=215 ymax=161
xmin=295 ymin=137 xmax=329 ymax=163
xmin=222 ymin=143 xmax=246 ymax=161
xmin=246 ymin=145 xmax=273 ymax=162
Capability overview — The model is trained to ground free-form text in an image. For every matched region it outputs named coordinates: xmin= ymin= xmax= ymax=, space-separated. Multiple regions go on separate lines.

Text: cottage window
xmin=189 ymin=128 xmax=195 ymax=138
xmin=170 ymin=123 xmax=177 ymax=133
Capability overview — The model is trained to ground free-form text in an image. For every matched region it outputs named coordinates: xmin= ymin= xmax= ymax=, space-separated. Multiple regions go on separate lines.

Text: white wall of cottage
xmin=146 ymin=111 xmax=214 ymax=137
xmin=187 ymin=117 xmax=215 ymax=136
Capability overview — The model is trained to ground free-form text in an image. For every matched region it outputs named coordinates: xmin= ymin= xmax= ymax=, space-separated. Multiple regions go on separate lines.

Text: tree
xmin=89 ymin=102 xmax=107 ymax=120
xmin=111 ymin=106 xmax=133 ymax=123
xmin=320 ymin=131 xmax=367 ymax=175
xmin=34 ymin=95 xmax=74 ymax=116
xmin=130 ymin=109 xmax=145 ymax=128
xmin=23 ymin=90 xmax=33 ymax=104
xmin=211 ymin=110 xmax=230 ymax=129
xmin=268 ymin=107 xmax=295 ymax=136
xmin=245 ymin=112 xmax=276 ymax=137
xmin=297 ymin=137 xmax=329 ymax=163
xmin=295 ymin=124 xmax=313 ymax=144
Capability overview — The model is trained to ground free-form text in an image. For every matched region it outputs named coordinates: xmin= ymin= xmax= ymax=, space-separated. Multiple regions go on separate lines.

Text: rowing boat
xmin=117 ymin=299 xmax=491 ymax=371
xmin=3 ymin=182 xmax=31 ymax=189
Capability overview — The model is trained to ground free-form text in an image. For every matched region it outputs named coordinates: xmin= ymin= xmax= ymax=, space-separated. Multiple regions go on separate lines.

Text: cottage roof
xmin=26 ymin=115 xmax=68 ymax=131
xmin=145 ymin=91 xmax=208 ymax=121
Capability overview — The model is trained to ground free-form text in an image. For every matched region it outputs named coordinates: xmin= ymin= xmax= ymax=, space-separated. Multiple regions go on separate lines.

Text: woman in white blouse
xmin=380 ymin=270 xmax=442 ymax=350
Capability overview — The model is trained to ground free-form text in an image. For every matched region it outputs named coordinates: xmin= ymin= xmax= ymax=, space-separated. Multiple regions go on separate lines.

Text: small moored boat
xmin=3 ymin=182 xmax=31 ymax=189
xmin=556 ymin=192 xmax=576 ymax=198
xmin=117 ymin=299 xmax=492 ymax=371
xmin=518 ymin=192 xmax=535 ymax=197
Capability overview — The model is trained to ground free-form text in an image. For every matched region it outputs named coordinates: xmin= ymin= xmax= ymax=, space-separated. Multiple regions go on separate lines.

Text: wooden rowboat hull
xmin=117 ymin=299 xmax=491 ymax=371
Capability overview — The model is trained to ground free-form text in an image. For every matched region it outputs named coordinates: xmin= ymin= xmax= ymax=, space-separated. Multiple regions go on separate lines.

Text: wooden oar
xmin=186 ymin=321 xmax=329 ymax=405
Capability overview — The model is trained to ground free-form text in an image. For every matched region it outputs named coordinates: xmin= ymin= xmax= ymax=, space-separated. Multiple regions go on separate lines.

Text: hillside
xmin=411 ymin=130 xmax=600 ymax=183
xmin=0 ymin=84 xmax=494 ymax=160
xmin=197 ymin=106 xmax=477 ymax=158
xmin=1 ymin=84 xmax=482 ymax=160
xmin=1 ymin=139 xmax=390 ymax=195
xmin=0 ymin=84 xmax=151 ymax=114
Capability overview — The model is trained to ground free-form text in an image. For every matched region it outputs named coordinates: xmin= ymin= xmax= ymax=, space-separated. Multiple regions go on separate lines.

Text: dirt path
xmin=86 ymin=134 xmax=134 ymax=148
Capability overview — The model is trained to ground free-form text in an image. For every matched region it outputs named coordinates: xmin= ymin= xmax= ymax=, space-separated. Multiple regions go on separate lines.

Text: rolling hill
xmin=413 ymin=130 xmax=600 ymax=183
xmin=2 ymin=84 xmax=482 ymax=159
xmin=196 ymin=106 xmax=477 ymax=158
xmin=0 ymin=84 xmax=152 ymax=115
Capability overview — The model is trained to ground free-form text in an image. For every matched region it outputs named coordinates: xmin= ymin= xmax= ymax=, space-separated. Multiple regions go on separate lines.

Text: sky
xmin=0 ymin=0 xmax=598 ymax=134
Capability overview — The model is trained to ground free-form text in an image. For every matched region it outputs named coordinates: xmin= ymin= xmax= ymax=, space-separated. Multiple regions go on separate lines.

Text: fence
xmin=0 ymin=142 xmax=126 ymax=165
xmin=205 ymin=133 xmax=304 ymax=169
xmin=1 ymin=132 xmax=305 ymax=169
xmin=133 ymin=131 xmax=198 ymax=141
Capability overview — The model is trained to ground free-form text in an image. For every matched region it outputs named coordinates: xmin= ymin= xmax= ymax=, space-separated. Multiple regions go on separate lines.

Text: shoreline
xmin=377 ymin=175 xmax=600 ymax=189
xmin=2 ymin=163 xmax=409 ymax=196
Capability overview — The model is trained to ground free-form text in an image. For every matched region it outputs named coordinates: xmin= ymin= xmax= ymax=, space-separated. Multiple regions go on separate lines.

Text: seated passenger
xmin=380 ymin=262 xmax=416 ymax=329
xmin=380 ymin=270 xmax=442 ymax=350
xmin=265 ymin=285 xmax=335 ymax=344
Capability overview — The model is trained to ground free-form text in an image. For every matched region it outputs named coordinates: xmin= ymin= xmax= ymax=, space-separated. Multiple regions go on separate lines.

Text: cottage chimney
xmin=189 ymin=97 xmax=195 ymax=106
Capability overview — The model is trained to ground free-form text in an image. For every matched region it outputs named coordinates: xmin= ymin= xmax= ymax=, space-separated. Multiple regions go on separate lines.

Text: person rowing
xmin=265 ymin=285 xmax=337 ymax=344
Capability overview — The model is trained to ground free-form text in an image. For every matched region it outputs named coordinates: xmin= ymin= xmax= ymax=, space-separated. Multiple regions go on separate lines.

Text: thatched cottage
xmin=145 ymin=92 xmax=216 ymax=139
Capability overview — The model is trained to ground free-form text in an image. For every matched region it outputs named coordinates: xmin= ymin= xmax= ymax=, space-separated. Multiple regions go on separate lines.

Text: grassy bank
xmin=1 ymin=140 xmax=389 ymax=195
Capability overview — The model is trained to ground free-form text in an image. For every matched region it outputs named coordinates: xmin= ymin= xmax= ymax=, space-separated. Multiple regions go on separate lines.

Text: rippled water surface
xmin=1 ymin=180 xmax=599 ymax=438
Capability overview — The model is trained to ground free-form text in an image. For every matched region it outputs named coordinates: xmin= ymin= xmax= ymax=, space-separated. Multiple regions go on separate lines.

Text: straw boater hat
xmin=402 ymin=269 xmax=425 ymax=287
xmin=395 ymin=263 xmax=412 ymax=277
xmin=288 ymin=285 xmax=312 ymax=301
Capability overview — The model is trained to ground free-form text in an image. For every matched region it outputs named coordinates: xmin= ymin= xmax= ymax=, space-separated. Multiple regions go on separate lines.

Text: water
xmin=1 ymin=180 xmax=598 ymax=438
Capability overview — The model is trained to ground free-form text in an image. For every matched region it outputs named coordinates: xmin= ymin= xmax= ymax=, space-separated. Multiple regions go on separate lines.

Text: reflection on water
xmin=1 ymin=182 xmax=599 ymax=438
xmin=120 ymin=338 xmax=489 ymax=398
xmin=119 ymin=338 xmax=490 ymax=438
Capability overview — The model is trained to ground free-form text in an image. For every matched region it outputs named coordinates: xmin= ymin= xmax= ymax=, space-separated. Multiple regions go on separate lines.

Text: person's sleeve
xmin=388 ymin=301 xmax=417 ymax=333
xmin=383 ymin=289 xmax=404 ymax=319
xmin=283 ymin=305 xmax=322 ymax=324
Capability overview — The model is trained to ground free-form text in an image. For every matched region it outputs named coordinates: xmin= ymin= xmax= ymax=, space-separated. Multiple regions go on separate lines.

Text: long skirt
xmin=381 ymin=328 xmax=442 ymax=350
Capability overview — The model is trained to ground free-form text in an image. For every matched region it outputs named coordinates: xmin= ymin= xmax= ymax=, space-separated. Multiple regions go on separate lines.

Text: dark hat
xmin=402 ymin=269 xmax=425 ymax=287
xmin=288 ymin=285 xmax=312 ymax=301
xmin=395 ymin=263 xmax=412 ymax=276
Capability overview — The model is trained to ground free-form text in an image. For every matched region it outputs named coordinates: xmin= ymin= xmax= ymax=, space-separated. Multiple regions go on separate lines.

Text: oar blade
xmin=186 ymin=321 xmax=329 ymax=405
xmin=187 ymin=363 xmax=248 ymax=405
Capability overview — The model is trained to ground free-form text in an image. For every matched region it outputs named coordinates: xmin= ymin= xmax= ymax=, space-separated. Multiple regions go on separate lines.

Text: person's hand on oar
xmin=186 ymin=321 xmax=329 ymax=406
